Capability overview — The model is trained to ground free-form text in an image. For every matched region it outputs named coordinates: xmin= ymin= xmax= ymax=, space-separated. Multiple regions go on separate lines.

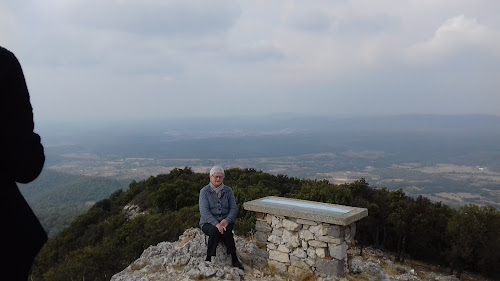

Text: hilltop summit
xmin=30 ymin=168 xmax=499 ymax=281
xmin=110 ymin=227 xmax=462 ymax=281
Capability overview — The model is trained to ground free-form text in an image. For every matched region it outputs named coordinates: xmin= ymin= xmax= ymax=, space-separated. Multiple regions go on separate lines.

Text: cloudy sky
xmin=2 ymin=0 xmax=499 ymax=122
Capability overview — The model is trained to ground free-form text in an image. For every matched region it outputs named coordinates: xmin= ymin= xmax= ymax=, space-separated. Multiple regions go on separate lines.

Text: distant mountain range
xmin=38 ymin=114 xmax=500 ymax=143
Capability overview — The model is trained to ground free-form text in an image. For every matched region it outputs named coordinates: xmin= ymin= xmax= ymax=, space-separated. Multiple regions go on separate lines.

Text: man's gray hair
xmin=210 ymin=166 xmax=225 ymax=176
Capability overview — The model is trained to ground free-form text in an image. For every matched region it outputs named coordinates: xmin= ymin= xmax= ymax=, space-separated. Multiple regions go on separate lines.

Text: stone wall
xmin=253 ymin=212 xmax=356 ymax=278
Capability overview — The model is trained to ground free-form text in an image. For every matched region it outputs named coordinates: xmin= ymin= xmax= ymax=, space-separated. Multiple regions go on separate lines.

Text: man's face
xmin=210 ymin=172 xmax=224 ymax=187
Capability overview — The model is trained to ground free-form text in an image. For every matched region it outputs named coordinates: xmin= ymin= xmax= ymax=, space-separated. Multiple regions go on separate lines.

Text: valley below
xmin=46 ymin=150 xmax=500 ymax=209
xmin=39 ymin=114 xmax=500 ymax=210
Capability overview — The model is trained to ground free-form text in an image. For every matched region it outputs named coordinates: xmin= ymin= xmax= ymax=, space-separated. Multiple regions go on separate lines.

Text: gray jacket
xmin=199 ymin=183 xmax=237 ymax=227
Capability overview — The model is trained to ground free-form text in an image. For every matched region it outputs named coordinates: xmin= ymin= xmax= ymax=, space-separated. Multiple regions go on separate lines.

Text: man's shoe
xmin=232 ymin=260 xmax=244 ymax=270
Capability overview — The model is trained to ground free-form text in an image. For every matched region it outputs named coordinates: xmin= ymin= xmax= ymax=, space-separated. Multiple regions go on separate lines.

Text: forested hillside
xmin=30 ymin=168 xmax=500 ymax=281
xmin=20 ymin=169 xmax=130 ymax=236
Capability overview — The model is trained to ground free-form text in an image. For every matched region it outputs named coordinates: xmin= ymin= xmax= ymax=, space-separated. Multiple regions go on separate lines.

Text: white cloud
xmin=405 ymin=15 xmax=500 ymax=63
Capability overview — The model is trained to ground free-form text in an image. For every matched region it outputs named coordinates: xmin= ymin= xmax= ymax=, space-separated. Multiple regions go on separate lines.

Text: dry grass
xmin=172 ymin=264 xmax=186 ymax=271
xmin=267 ymin=263 xmax=278 ymax=277
xmin=381 ymin=262 xmax=399 ymax=277
xmin=193 ymin=275 xmax=210 ymax=280
xmin=246 ymin=229 xmax=256 ymax=241
xmin=345 ymin=275 xmax=370 ymax=281
xmin=129 ymin=262 xmax=147 ymax=271
xmin=402 ymin=257 xmax=494 ymax=281
xmin=296 ymin=272 xmax=316 ymax=281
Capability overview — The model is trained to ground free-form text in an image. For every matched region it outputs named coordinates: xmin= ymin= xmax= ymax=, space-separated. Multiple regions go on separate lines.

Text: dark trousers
xmin=201 ymin=223 xmax=237 ymax=258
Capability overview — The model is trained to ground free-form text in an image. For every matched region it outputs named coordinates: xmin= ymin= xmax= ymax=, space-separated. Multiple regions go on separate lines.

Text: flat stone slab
xmin=243 ymin=196 xmax=368 ymax=226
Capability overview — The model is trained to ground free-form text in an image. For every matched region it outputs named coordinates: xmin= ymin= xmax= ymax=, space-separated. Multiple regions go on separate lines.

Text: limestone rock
xmin=111 ymin=228 xmax=246 ymax=281
xmin=282 ymin=229 xmax=300 ymax=248
xmin=315 ymin=247 xmax=326 ymax=258
xmin=271 ymin=215 xmax=283 ymax=228
xmin=256 ymin=220 xmax=272 ymax=232
xmin=290 ymin=256 xmax=310 ymax=270
xmin=327 ymin=225 xmax=345 ymax=238
xmin=329 ymin=241 xmax=347 ymax=260
xmin=255 ymin=231 xmax=268 ymax=242
xmin=291 ymin=248 xmax=307 ymax=259
xmin=123 ymin=204 xmax=147 ymax=220
xmin=309 ymin=224 xmax=328 ymax=236
xmin=308 ymin=240 xmax=327 ymax=248
xmin=316 ymin=258 xmax=344 ymax=277
xmin=269 ymin=250 xmax=290 ymax=263
xmin=317 ymin=235 xmax=342 ymax=244
xmin=282 ymin=219 xmax=301 ymax=231
xmin=268 ymin=234 xmax=282 ymax=244
xmin=277 ymin=244 xmax=292 ymax=253
xmin=272 ymin=228 xmax=283 ymax=237
xmin=299 ymin=229 xmax=314 ymax=241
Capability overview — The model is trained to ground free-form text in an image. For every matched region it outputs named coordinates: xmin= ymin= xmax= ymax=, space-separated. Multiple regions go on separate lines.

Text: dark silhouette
xmin=0 ymin=46 xmax=48 ymax=280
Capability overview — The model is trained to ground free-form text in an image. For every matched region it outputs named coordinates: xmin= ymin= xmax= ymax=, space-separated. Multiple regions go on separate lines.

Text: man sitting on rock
xmin=199 ymin=166 xmax=244 ymax=270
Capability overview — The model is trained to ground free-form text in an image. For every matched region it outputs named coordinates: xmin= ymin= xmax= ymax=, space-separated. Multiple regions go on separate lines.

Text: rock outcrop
xmin=110 ymin=228 xmax=462 ymax=281
xmin=123 ymin=204 xmax=148 ymax=220
xmin=111 ymin=228 xmax=270 ymax=281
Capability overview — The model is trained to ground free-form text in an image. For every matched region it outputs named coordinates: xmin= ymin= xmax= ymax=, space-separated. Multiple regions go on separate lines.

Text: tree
xmin=446 ymin=204 xmax=500 ymax=278
xmin=405 ymin=197 xmax=454 ymax=263
xmin=387 ymin=189 xmax=409 ymax=262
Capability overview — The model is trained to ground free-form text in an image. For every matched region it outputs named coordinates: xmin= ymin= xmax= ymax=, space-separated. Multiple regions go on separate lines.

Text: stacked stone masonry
xmin=253 ymin=212 xmax=356 ymax=278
